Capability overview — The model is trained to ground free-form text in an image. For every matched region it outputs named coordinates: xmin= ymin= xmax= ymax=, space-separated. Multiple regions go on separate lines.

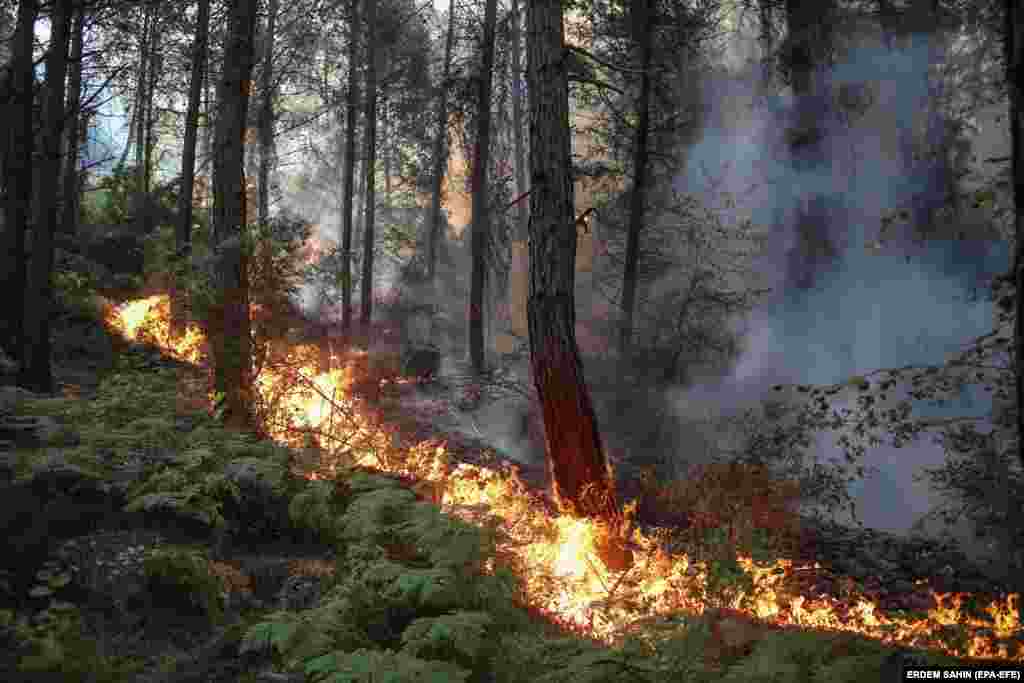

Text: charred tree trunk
xmin=468 ymin=0 xmax=498 ymax=374
xmin=0 ymin=0 xmax=38 ymax=362
xmin=526 ymin=0 xmax=619 ymax=523
xmin=340 ymin=0 xmax=361 ymax=339
xmin=359 ymin=0 xmax=378 ymax=330
xmin=211 ymin=0 xmax=259 ymax=432
xmin=618 ymin=0 xmax=653 ymax=357
xmin=171 ymin=0 xmax=211 ymax=340
xmin=426 ymin=0 xmax=456 ymax=284
xmin=20 ymin=0 xmax=71 ymax=393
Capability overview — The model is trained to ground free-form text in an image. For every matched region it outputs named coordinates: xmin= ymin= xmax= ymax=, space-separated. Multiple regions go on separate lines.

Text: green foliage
xmin=304 ymin=648 xmax=470 ymax=683
xmin=239 ymin=616 xmax=302 ymax=657
xmin=400 ymin=612 xmax=494 ymax=671
xmin=83 ymin=165 xmax=137 ymax=225
xmin=53 ymin=269 xmax=99 ymax=315
xmin=126 ymin=445 xmax=242 ymax=531
xmin=142 ymin=548 xmax=225 ymax=622
xmin=10 ymin=603 xmax=145 ymax=680
xmin=289 ymin=479 xmax=350 ymax=544
xmin=86 ymin=368 xmax=183 ymax=425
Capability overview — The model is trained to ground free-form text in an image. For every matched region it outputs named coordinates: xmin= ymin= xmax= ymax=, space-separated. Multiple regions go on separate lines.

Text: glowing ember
xmin=106 ymin=295 xmax=1023 ymax=662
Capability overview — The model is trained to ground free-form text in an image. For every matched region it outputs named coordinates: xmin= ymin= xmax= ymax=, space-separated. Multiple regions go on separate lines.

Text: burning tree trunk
xmin=210 ymin=0 xmax=259 ymax=432
xmin=525 ymin=0 xmax=620 ymax=524
xmin=171 ymin=0 xmax=211 ymax=340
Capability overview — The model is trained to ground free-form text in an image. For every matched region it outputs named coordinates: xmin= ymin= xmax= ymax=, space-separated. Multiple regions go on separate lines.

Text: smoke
xmin=650 ymin=25 xmax=1010 ymax=546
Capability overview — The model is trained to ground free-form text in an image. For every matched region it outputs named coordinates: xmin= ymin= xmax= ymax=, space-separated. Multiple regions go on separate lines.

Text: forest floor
xmin=0 ymin=281 xmax=1021 ymax=682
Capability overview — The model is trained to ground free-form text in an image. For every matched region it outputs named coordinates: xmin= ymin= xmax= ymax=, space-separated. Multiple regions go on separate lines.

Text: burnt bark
xmin=526 ymin=0 xmax=619 ymax=522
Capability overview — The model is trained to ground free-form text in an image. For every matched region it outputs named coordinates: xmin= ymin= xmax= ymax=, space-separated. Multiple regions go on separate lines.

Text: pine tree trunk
xmin=468 ymin=0 xmax=498 ymax=373
xmin=60 ymin=2 xmax=85 ymax=238
xmin=426 ymin=0 xmax=456 ymax=283
xmin=258 ymin=0 xmax=278 ymax=228
xmin=1006 ymin=0 xmax=1024 ymax=473
xmin=170 ymin=0 xmax=210 ymax=340
xmin=526 ymin=0 xmax=619 ymax=523
xmin=0 ymin=0 xmax=38 ymax=362
xmin=211 ymin=0 xmax=259 ymax=432
xmin=618 ymin=0 xmax=653 ymax=357
xmin=340 ymin=0 xmax=361 ymax=339
xmin=21 ymin=0 xmax=71 ymax=393
xmin=359 ymin=0 xmax=378 ymax=330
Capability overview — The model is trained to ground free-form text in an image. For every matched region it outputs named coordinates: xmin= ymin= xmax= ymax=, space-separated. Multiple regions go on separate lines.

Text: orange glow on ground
xmin=106 ymin=294 xmax=1023 ymax=661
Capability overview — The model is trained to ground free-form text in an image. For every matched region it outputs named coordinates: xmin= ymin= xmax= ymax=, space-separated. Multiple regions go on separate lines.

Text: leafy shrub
xmin=142 ymin=548 xmax=225 ymax=621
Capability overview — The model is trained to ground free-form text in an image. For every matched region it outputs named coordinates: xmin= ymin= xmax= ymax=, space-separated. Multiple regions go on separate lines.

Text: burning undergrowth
xmin=103 ymin=293 xmax=1024 ymax=672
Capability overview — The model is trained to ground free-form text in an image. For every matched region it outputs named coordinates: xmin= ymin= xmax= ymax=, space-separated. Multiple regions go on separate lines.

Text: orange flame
xmin=105 ymin=294 xmax=1023 ymax=662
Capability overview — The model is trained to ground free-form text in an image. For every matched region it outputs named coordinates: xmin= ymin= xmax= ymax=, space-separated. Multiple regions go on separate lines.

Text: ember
xmin=106 ymin=294 xmax=1023 ymax=662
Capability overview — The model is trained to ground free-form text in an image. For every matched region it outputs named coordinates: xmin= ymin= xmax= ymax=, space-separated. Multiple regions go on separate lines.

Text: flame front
xmin=105 ymin=294 xmax=1023 ymax=661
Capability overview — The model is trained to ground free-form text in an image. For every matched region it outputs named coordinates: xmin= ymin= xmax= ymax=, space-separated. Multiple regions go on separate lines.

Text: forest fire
xmin=106 ymin=294 xmax=1023 ymax=663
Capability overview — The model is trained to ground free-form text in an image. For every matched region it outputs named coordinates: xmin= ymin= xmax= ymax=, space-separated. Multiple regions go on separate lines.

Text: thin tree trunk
xmin=359 ymin=0 xmax=378 ymax=330
xmin=1006 ymin=0 xmax=1024 ymax=473
xmin=142 ymin=11 xmax=160 ymax=221
xmin=426 ymin=0 xmax=456 ymax=283
xmin=258 ymin=0 xmax=278 ymax=228
xmin=0 ymin=0 xmax=38 ymax=362
xmin=340 ymin=0 xmax=361 ymax=339
xmin=20 ymin=0 xmax=71 ymax=393
xmin=759 ymin=0 xmax=774 ymax=91
xmin=877 ymin=0 xmax=896 ymax=50
xmin=134 ymin=3 xmax=152 ymax=194
xmin=468 ymin=0 xmax=498 ymax=373
xmin=526 ymin=0 xmax=620 ymax=525
xmin=618 ymin=0 xmax=653 ymax=357
xmin=211 ymin=0 xmax=259 ymax=432
xmin=201 ymin=61 xmax=213 ymax=214
xmin=511 ymin=0 xmax=527 ymax=243
xmin=61 ymin=1 xmax=85 ymax=237
xmin=170 ymin=0 xmax=210 ymax=340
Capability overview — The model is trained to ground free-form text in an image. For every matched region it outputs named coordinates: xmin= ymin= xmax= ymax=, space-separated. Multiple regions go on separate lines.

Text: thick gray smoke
xmin=659 ymin=28 xmax=1010 ymax=550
